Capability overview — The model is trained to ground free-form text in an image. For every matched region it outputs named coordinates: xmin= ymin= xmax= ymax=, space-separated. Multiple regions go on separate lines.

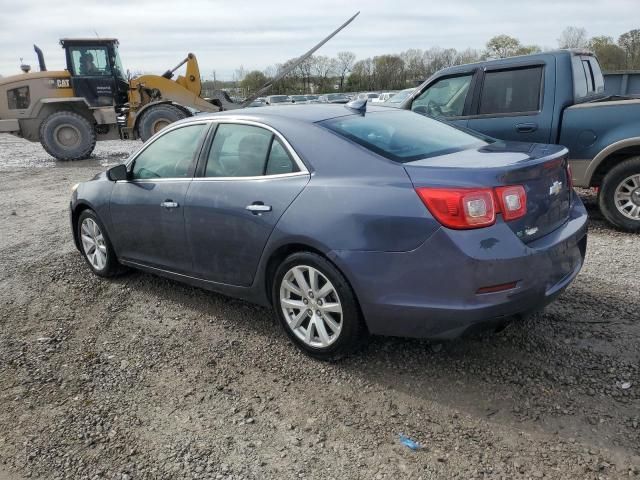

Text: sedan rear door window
xmin=205 ymin=124 xmax=299 ymax=177
xmin=131 ymin=124 xmax=207 ymax=179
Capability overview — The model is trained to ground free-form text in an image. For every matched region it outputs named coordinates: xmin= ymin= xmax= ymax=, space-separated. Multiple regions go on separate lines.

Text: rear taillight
xmin=415 ymin=188 xmax=496 ymax=229
xmin=495 ymin=185 xmax=527 ymax=221
xmin=416 ymin=185 xmax=527 ymax=229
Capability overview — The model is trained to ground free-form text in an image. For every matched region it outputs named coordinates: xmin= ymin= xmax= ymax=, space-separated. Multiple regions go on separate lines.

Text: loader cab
xmin=60 ymin=38 xmax=129 ymax=108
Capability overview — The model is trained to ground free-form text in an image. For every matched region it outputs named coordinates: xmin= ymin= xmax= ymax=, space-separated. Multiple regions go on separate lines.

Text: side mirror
xmin=107 ymin=164 xmax=129 ymax=181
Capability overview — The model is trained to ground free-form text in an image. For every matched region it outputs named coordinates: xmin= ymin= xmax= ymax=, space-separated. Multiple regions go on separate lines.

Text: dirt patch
xmin=1 ymin=135 xmax=639 ymax=479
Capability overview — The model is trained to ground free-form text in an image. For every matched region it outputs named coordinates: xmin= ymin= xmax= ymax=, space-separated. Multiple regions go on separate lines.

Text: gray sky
xmin=0 ymin=0 xmax=636 ymax=79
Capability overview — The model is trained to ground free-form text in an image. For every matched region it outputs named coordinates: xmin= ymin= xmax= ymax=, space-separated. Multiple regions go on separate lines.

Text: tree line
xmin=201 ymin=26 xmax=640 ymax=97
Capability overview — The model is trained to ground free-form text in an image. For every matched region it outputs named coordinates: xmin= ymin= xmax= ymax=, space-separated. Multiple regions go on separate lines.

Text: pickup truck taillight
xmin=415 ymin=186 xmax=527 ymax=229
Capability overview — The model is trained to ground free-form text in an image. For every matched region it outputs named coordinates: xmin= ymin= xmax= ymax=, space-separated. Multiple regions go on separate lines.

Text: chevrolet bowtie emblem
xmin=549 ymin=180 xmax=563 ymax=195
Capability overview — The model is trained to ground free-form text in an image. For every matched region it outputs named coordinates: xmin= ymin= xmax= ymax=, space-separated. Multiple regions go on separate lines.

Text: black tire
xmin=77 ymin=210 xmax=123 ymax=277
xmin=271 ymin=252 xmax=366 ymax=360
xmin=137 ymin=104 xmax=187 ymax=142
xmin=39 ymin=111 xmax=96 ymax=161
xmin=599 ymin=156 xmax=640 ymax=232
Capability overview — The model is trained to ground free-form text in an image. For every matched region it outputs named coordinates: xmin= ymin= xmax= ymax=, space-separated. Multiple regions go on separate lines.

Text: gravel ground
xmin=0 ymin=134 xmax=639 ymax=479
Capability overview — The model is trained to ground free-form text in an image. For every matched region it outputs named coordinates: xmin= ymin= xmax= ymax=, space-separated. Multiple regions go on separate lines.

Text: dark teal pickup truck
xmin=399 ymin=50 xmax=640 ymax=232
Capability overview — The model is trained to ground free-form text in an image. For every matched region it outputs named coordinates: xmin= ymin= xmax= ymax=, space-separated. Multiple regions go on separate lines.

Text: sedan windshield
xmin=270 ymin=96 xmax=290 ymax=103
xmin=320 ymin=110 xmax=488 ymax=163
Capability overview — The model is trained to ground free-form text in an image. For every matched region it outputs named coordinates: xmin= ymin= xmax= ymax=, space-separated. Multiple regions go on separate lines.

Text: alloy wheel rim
xmin=614 ymin=174 xmax=640 ymax=220
xmin=279 ymin=265 xmax=343 ymax=349
xmin=80 ymin=218 xmax=107 ymax=270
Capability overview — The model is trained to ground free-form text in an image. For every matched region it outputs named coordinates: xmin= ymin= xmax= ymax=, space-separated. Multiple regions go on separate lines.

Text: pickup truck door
xmin=466 ymin=63 xmax=554 ymax=144
xmin=408 ymin=71 xmax=479 ymax=129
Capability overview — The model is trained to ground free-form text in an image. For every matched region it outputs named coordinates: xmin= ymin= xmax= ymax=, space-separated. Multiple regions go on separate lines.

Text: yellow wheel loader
xmin=0 ymin=13 xmax=358 ymax=161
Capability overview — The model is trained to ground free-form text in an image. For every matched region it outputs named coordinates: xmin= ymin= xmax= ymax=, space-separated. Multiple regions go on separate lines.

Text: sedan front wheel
xmin=77 ymin=210 xmax=122 ymax=277
xmin=273 ymin=252 xmax=366 ymax=360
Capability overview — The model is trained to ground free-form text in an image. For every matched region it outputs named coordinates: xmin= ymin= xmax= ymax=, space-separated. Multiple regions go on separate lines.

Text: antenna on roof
xmin=345 ymin=98 xmax=367 ymax=115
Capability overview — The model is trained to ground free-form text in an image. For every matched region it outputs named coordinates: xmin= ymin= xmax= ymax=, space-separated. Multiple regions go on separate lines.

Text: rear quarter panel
xmin=265 ymin=124 xmax=441 ymax=254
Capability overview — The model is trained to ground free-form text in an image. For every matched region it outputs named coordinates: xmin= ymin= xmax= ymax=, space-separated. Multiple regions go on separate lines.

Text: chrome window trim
xmin=202 ymin=118 xmax=309 ymax=175
xmin=122 ymin=118 xmax=309 ymax=183
xmin=124 ymin=121 xmax=211 ymax=169
xmin=192 ymin=171 xmax=309 ymax=182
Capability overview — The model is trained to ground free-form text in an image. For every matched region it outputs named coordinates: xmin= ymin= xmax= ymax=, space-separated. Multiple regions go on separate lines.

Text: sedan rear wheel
xmin=77 ymin=210 xmax=123 ymax=277
xmin=280 ymin=265 xmax=344 ymax=349
xmin=273 ymin=252 xmax=366 ymax=360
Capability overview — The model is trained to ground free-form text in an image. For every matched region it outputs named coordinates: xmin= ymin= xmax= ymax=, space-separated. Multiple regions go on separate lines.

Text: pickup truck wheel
xmin=39 ymin=111 xmax=96 ymax=161
xmin=599 ymin=157 xmax=640 ymax=232
xmin=137 ymin=104 xmax=187 ymax=142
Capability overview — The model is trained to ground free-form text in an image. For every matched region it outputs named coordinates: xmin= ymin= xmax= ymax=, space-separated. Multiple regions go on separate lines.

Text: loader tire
xmin=39 ymin=111 xmax=96 ymax=161
xmin=137 ymin=104 xmax=187 ymax=142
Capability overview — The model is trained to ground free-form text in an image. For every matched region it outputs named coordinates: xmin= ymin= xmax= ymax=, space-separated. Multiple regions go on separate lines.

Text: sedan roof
xmin=195 ymin=104 xmax=394 ymax=124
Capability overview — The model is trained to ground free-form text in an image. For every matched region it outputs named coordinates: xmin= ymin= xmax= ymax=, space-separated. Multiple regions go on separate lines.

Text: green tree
xmin=240 ymin=70 xmax=268 ymax=95
xmin=373 ymin=54 xmax=405 ymax=90
xmin=618 ymin=29 xmax=640 ymax=69
xmin=485 ymin=35 xmax=522 ymax=58
xmin=589 ymin=36 xmax=626 ymax=71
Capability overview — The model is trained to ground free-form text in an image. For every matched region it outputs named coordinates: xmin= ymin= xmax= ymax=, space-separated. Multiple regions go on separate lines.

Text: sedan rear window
xmin=320 ymin=111 xmax=487 ymax=163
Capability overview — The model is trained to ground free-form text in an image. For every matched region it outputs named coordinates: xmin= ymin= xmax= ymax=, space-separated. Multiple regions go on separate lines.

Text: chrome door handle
xmin=160 ymin=201 xmax=179 ymax=209
xmin=246 ymin=204 xmax=272 ymax=214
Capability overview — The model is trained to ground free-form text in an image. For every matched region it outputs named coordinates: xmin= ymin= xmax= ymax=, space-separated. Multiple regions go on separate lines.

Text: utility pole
xmin=212 ymin=70 xmax=216 ymax=90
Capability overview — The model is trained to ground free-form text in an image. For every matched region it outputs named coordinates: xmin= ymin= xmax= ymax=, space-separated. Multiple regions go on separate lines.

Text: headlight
xmin=71 ymin=183 xmax=79 ymax=192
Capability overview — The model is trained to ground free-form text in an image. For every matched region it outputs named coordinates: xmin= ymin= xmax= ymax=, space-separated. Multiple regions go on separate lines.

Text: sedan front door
xmin=185 ymin=122 xmax=309 ymax=286
xmin=110 ymin=122 xmax=208 ymax=273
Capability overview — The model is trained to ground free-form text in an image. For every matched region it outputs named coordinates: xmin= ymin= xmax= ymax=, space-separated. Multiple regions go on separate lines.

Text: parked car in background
xmin=265 ymin=95 xmax=292 ymax=105
xmin=305 ymin=95 xmax=321 ymax=103
xmin=357 ymin=92 xmax=380 ymax=102
xmin=384 ymin=88 xmax=415 ymax=107
xmin=247 ymin=99 xmax=266 ymax=108
xmin=70 ymin=105 xmax=587 ymax=359
xmin=372 ymin=92 xmax=396 ymax=103
xmin=318 ymin=93 xmax=350 ymax=104
xmin=290 ymin=95 xmax=309 ymax=104
xmin=401 ymin=49 xmax=640 ymax=232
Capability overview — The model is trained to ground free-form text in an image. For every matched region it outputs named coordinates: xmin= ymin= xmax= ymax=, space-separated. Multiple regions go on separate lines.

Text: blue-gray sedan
xmin=70 ymin=104 xmax=588 ymax=359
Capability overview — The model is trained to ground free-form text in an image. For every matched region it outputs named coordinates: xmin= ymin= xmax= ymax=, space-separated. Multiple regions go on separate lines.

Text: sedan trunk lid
xmin=403 ymin=141 xmax=572 ymax=242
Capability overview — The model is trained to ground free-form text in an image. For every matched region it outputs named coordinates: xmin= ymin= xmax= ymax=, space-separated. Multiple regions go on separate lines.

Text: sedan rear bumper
xmin=330 ymin=192 xmax=588 ymax=339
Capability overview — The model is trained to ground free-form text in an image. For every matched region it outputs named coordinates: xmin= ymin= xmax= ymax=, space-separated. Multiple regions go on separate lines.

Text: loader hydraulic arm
xmin=161 ymin=53 xmax=201 ymax=96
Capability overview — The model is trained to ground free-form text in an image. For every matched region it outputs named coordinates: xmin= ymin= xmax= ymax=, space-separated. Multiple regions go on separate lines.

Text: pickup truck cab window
xmin=479 ymin=66 xmax=543 ymax=115
xmin=411 ymin=75 xmax=472 ymax=118
xmin=572 ymin=56 xmax=605 ymax=100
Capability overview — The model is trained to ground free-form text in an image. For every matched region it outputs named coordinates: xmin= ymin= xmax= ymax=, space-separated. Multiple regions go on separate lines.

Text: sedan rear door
xmin=184 ymin=122 xmax=309 ymax=287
